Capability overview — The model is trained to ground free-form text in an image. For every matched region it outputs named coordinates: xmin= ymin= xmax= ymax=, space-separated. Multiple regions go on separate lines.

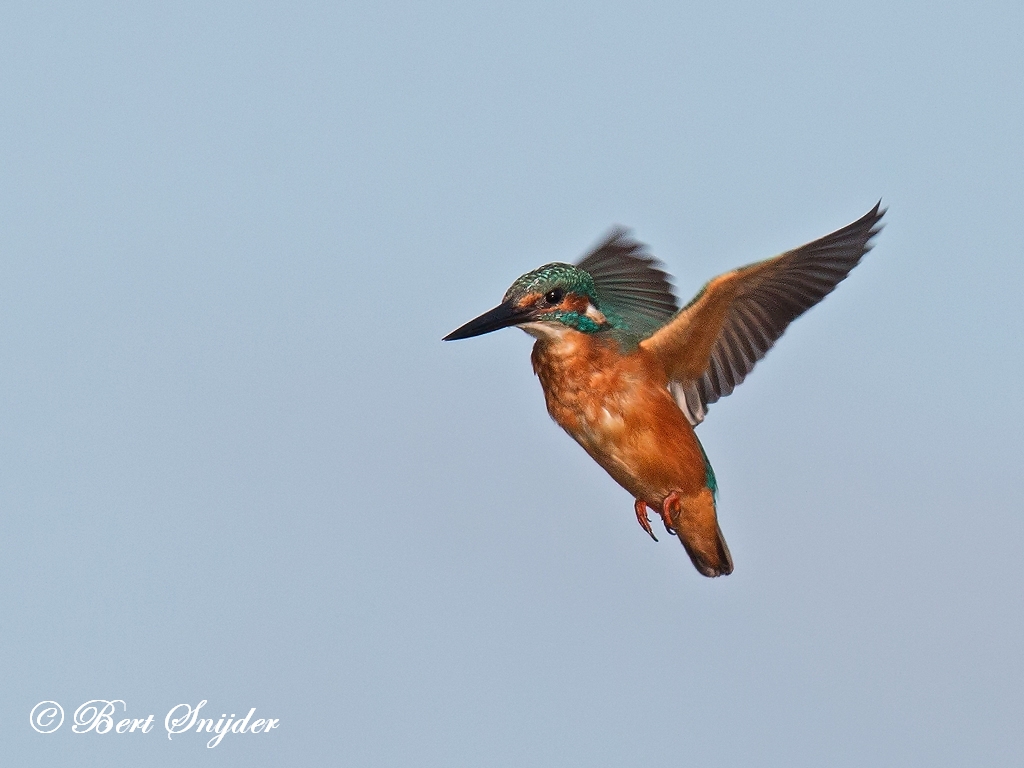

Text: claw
xmin=634 ymin=499 xmax=658 ymax=542
xmin=659 ymin=491 xmax=681 ymax=536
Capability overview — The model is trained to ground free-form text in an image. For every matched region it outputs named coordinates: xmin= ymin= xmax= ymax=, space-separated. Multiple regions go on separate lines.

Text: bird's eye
xmin=545 ymin=288 xmax=563 ymax=305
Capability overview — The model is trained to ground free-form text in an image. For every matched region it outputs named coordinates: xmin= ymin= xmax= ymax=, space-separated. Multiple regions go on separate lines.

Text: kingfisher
xmin=444 ymin=203 xmax=884 ymax=577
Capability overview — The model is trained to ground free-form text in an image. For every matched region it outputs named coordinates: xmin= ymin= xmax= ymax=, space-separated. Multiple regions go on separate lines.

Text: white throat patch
xmin=518 ymin=321 xmax=573 ymax=341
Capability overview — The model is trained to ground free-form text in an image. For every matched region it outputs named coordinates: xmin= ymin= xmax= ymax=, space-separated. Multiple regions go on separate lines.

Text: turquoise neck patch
xmin=550 ymin=310 xmax=602 ymax=333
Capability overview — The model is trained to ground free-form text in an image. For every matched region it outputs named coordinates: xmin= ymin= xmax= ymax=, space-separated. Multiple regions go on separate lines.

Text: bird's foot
xmin=634 ymin=499 xmax=658 ymax=542
xmin=659 ymin=492 xmax=681 ymax=536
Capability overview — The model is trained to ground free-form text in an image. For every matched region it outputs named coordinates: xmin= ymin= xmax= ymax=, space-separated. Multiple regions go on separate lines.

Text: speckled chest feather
xmin=529 ymin=330 xmax=710 ymax=506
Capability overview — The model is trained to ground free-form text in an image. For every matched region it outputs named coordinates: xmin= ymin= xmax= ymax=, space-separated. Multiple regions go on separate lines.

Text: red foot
xmin=634 ymin=499 xmax=658 ymax=542
xmin=659 ymin=491 xmax=681 ymax=536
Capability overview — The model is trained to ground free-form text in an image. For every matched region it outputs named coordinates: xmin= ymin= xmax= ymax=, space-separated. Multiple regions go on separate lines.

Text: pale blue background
xmin=2 ymin=1 xmax=1022 ymax=765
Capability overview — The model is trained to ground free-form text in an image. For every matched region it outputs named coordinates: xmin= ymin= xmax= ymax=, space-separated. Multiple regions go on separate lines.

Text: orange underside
xmin=532 ymin=331 xmax=707 ymax=504
xmin=531 ymin=330 xmax=733 ymax=576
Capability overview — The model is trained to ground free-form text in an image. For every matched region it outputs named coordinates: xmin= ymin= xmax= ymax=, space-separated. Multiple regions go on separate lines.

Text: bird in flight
xmin=444 ymin=203 xmax=884 ymax=577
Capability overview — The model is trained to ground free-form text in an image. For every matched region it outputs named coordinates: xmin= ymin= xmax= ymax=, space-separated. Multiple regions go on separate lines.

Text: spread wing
xmin=640 ymin=203 xmax=885 ymax=425
xmin=577 ymin=228 xmax=679 ymax=349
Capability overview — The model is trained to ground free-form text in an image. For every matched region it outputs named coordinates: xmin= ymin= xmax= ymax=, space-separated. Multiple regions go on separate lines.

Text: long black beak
xmin=443 ymin=301 xmax=532 ymax=341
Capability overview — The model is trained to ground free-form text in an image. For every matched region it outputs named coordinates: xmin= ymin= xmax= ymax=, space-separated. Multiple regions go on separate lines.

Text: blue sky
xmin=2 ymin=1 xmax=1022 ymax=765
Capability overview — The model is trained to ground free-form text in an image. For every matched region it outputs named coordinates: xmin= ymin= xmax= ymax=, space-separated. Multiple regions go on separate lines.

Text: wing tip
xmin=865 ymin=198 xmax=886 ymax=237
xmin=581 ymin=226 xmax=667 ymax=271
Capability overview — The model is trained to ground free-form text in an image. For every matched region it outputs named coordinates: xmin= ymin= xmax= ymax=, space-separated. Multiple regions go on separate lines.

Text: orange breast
xmin=531 ymin=332 xmax=709 ymax=507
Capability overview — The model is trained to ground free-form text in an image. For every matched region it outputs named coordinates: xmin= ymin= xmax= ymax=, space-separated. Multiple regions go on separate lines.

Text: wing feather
xmin=643 ymin=203 xmax=884 ymax=425
xmin=576 ymin=228 xmax=679 ymax=346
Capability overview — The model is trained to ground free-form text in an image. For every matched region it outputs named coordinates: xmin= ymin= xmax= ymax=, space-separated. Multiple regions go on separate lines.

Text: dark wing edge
xmin=577 ymin=228 xmax=679 ymax=343
xmin=674 ymin=202 xmax=885 ymax=425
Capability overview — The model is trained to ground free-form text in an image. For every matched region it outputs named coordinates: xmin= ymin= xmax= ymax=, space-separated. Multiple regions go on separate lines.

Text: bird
xmin=444 ymin=203 xmax=884 ymax=577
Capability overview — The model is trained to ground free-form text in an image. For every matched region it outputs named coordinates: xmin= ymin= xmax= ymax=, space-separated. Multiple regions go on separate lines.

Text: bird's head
xmin=443 ymin=228 xmax=679 ymax=347
xmin=443 ymin=262 xmax=611 ymax=341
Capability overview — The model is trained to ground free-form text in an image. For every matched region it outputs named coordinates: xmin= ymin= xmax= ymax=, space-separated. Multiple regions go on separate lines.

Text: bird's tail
xmin=672 ymin=487 xmax=734 ymax=577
